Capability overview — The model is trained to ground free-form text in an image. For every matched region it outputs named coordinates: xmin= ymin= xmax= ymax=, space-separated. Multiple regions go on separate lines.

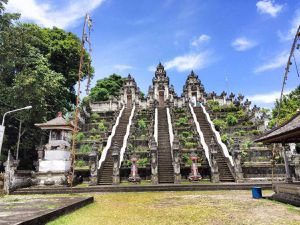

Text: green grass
xmin=47 ymin=190 xmax=300 ymax=225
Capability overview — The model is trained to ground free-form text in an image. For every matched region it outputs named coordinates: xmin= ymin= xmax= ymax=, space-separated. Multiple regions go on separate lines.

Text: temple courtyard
xmin=1 ymin=190 xmax=299 ymax=225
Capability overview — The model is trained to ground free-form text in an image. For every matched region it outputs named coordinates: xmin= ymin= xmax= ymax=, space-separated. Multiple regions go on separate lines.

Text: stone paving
xmin=0 ymin=195 xmax=93 ymax=225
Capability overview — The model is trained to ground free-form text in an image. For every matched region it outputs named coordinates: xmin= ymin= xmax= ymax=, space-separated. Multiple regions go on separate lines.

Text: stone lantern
xmin=188 ymin=152 xmax=202 ymax=182
xmin=35 ymin=112 xmax=74 ymax=185
xmin=128 ymin=153 xmax=141 ymax=183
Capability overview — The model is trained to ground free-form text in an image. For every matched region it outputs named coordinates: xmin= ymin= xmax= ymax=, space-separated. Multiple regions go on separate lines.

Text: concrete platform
xmin=0 ymin=196 xmax=93 ymax=225
xmin=12 ymin=182 xmax=273 ymax=195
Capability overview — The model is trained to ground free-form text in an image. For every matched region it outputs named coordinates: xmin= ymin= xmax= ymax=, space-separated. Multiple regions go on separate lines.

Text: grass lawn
xmin=47 ymin=190 xmax=300 ymax=225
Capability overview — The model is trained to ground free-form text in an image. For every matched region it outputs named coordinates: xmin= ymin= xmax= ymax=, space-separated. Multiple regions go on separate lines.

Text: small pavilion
xmin=35 ymin=112 xmax=74 ymax=185
xmin=255 ymin=111 xmax=300 ymax=206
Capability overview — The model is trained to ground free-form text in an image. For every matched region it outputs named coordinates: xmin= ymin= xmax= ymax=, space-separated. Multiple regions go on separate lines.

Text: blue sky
xmin=6 ymin=0 xmax=300 ymax=108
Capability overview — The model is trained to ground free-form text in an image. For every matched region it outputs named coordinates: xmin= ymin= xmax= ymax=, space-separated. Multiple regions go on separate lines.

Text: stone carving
xmin=293 ymin=154 xmax=300 ymax=181
xmin=112 ymin=142 xmax=120 ymax=185
xmin=172 ymin=136 xmax=181 ymax=184
xmin=209 ymin=138 xmax=220 ymax=183
xmin=150 ymin=137 xmax=158 ymax=184
xmin=232 ymin=138 xmax=244 ymax=183
xmin=89 ymin=142 xmax=99 ymax=186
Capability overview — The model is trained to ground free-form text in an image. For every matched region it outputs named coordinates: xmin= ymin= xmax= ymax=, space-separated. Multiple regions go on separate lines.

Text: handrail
xmin=98 ymin=104 xmax=125 ymax=169
xmin=154 ymin=108 xmax=158 ymax=143
xmin=189 ymin=103 xmax=211 ymax=166
xmin=119 ymin=105 xmax=135 ymax=167
xmin=199 ymin=103 xmax=234 ymax=166
xmin=166 ymin=107 xmax=174 ymax=159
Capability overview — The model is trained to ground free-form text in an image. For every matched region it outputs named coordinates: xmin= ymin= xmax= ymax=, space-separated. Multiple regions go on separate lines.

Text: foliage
xmin=98 ymin=121 xmax=107 ymax=132
xmin=182 ymin=153 xmax=192 ymax=166
xmin=184 ymin=141 xmax=198 ymax=149
xmin=237 ymin=109 xmax=246 ymax=118
xmin=137 ymin=119 xmax=147 ymax=130
xmin=89 ymin=74 xmax=124 ymax=101
xmin=139 ymin=91 xmax=145 ymax=99
xmin=79 ymin=144 xmax=92 ymax=154
xmin=0 ymin=1 xmax=92 ymax=169
xmin=176 ymin=117 xmax=189 ymax=127
xmin=206 ymin=100 xmax=220 ymax=111
xmin=269 ymin=85 xmax=300 ymax=128
xmin=174 ymin=107 xmax=185 ymax=113
xmin=212 ymin=119 xmax=227 ymax=131
xmin=221 ymin=134 xmax=228 ymax=144
xmin=241 ymin=140 xmax=253 ymax=150
xmin=181 ymin=131 xmax=193 ymax=138
xmin=90 ymin=128 xmax=97 ymax=133
xmin=76 ymin=132 xmax=85 ymax=142
xmin=75 ymin=160 xmax=86 ymax=168
xmin=226 ymin=114 xmax=238 ymax=126
xmin=91 ymin=113 xmax=100 ymax=122
xmin=137 ymin=158 xmax=148 ymax=167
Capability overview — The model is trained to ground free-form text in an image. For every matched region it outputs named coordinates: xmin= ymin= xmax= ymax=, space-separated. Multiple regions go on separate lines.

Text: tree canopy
xmin=89 ymin=74 xmax=124 ymax=101
xmin=269 ymin=85 xmax=300 ymax=128
xmin=0 ymin=0 xmax=93 ymax=167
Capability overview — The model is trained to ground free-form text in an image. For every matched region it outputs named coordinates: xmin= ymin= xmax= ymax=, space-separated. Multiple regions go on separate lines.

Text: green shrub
xmin=91 ymin=113 xmax=100 ymax=121
xmin=79 ymin=144 xmax=92 ymax=154
xmin=181 ymin=131 xmax=193 ymax=138
xmin=237 ymin=110 xmax=246 ymax=118
xmin=90 ymin=128 xmax=97 ymax=133
xmin=176 ymin=117 xmax=189 ymax=126
xmin=249 ymin=130 xmax=261 ymax=136
xmin=175 ymin=107 xmax=185 ymax=113
xmin=76 ymin=132 xmax=85 ymax=142
xmin=242 ymin=140 xmax=253 ymax=150
xmin=226 ymin=103 xmax=238 ymax=112
xmin=221 ymin=134 xmax=228 ymax=143
xmin=137 ymin=158 xmax=148 ymax=167
xmin=75 ymin=160 xmax=86 ymax=167
xmin=213 ymin=119 xmax=227 ymax=131
xmin=98 ymin=122 xmax=107 ymax=132
xmin=226 ymin=114 xmax=238 ymax=126
xmin=184 ymin=141 xmax=197 ymax=149
xmin=240 ymin=130 xmax=246 ymax=136
xmin=138 ymin=119 xmax=147 ymax=130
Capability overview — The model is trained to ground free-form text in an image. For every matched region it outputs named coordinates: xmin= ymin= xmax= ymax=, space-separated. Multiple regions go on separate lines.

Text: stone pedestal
xmin=232 ymin=138 xmax=244 ymax=183
xmin=188 ymin=152 xmax=202 ymax=182
xmin=112 ymin=143 xmax=120 ymax=185
xmin=128 ymin=154 xmax=141 ymax=183
xmin=172 ymin=137 xmax=181 ymax=184
xmin=4 ymin=151 xmax=18 ymax=194
xmin=150 ymin=138 xmax=158 ymax=184
xmin=89 ymin=143 xmax=99 ymax=186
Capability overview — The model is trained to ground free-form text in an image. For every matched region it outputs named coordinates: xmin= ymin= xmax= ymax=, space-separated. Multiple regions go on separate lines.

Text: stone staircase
xmin=193 ymin=106 xmax=235 ymax=182
xmin=98 ymin=108 xmax=132 ymax=185
xmin=157 ymin=107 xmax=174 ymax=183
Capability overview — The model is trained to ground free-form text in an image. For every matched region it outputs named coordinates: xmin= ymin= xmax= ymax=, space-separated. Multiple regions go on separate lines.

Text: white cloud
xmin=256 ymin=0 xmax=283 ymax=17
xmin=164 ymin=51 xmax=213 ymax=72
xmin=6 ymin=0 xmax=105 ymax=29
xmin=254 ymin=51 xmax=288 ymax=73
xmin=231 ymin=37 xmax=257 ymax=51
xmin=191 ymin=34 xmax=211 ymax=47
xmin=113 ymin=64 xmax=133 ymax=72
xmin=247 ymin=89 xmax=292 ymax=107
xmin=278 ymin=9 xmax=300 ymax=41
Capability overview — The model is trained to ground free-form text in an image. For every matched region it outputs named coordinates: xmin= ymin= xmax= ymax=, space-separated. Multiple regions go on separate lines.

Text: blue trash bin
xmin=252 ymin=186 xmax=262 ymax=199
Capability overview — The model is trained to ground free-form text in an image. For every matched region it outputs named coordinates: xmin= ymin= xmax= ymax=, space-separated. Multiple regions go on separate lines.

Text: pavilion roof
xmin=255 ymin=111 xmax=300 ymax=143
xmin=35 ymin=112 xmax=74 ymax=131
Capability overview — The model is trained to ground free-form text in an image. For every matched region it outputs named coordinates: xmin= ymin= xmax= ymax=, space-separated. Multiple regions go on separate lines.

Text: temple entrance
xmin=159 ymin=91 xmax=165 ymax=107
xmin=127 ymin=94 xmax=132 ymax=108
xmin=191 ymin=92 xmax=197 ymax=106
